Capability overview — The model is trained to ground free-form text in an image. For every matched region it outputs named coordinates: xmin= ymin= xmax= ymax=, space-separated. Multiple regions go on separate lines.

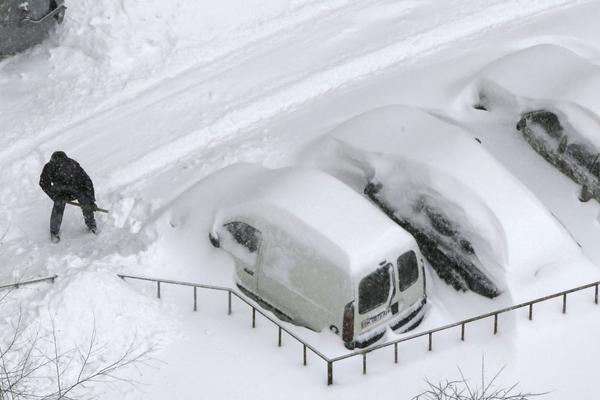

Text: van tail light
xmin=342 ymin=300 xmax=355 ymax=345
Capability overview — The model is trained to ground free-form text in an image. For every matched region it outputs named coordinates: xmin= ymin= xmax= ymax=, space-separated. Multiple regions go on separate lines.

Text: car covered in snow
xmin=468 ymin=45 xmax=600 ymax=203
xmin=305 ymin=104 xmax=586 ymax=300
xmin=208 ymin=164 xmax=427 ymax=349
xmin=0 ymin=0 xmax=66 ymax=57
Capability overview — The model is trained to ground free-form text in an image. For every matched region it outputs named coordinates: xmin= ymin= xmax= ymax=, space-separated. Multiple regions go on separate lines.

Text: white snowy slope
xmin=2 ymin=0 xmax=600 ymax=399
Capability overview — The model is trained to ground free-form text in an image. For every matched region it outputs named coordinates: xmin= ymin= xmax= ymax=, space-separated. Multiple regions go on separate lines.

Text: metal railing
xmin=0 ymin=275 xmax=58 ymax=291
xmin=117 ymin=274 xmax=600 ymax=385
xmin=116 ymin=274 xmax=329 ymax=367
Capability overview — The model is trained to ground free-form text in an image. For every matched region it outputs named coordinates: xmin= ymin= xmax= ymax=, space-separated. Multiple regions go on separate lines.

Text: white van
xmin=208 ymin=165 xmax=427 ymax=349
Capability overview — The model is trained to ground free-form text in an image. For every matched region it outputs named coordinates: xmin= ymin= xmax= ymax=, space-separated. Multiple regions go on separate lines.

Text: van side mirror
xmin=208 ymin=232 xmax=220 ymax=248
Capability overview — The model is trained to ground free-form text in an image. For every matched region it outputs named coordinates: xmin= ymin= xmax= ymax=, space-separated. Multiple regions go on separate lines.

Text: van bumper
xmin=390 ymin=297 xmax=427 ymax=333
xmin=352 ymin=297 xmax=427 ymax=349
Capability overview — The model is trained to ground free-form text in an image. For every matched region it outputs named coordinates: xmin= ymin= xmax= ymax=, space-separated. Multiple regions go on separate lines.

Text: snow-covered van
xmin=208 ymin=165 xmax=427 ymax=349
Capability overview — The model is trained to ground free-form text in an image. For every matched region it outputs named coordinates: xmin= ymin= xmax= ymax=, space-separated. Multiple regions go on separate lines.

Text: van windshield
xmin=358 ymin=265 xmax=391 ymax=314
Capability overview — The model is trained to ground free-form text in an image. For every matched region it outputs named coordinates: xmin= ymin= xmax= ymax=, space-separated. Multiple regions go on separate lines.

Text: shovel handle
xmin=66 ymin=201 xmax=109 ymax=214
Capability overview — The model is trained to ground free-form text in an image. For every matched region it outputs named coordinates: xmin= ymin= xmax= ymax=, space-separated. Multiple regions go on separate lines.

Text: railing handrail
xmin=0 ymin=275 xmax=58 ymax=290
xmin=332 ymin=279 xmax=600 ymax=361
xmin=117 ymin=273 xmax=600 ymax=384
xmin=116 ymin=274 xmax=230 ymax=292
xmin=116 ymin=274 xmax=329 ymax=361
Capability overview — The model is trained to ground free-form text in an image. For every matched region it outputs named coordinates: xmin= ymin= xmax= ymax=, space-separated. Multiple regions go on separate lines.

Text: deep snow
xmin=3 ymin=0 xmax=600 ymax=399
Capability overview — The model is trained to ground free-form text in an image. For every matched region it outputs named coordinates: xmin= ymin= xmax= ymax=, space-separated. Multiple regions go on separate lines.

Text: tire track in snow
xmin=0 ymin=0 xmax=360 ymax=164
xmin=107 ymin=0 xmax=584 ymax=190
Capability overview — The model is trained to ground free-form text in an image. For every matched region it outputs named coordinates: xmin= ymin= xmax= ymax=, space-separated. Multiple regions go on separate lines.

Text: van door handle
xmin=243 ymin=268 xmax=254 ymax=276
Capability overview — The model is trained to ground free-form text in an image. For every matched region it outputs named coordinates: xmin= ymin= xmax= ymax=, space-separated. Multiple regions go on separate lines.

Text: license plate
xmin=361 ymin=307 xmax=390 ymax=329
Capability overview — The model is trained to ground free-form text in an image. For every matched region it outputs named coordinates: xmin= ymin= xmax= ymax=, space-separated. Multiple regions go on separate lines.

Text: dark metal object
xmin=228 ymin=291 xmax=232 ymax=315
xmin=0 ymin=275 xmax=57 ymax=290
xmin=493 ymin=314 xmax=498 ymax=334
xmin=193 ymin=287 xmax=197 ymax=311
xmin=529 ymin=303 xmax=533 ymax=320
xmin=0 ymin=0 xmax=66 ymax=57
xmin=394 ymin=343 xmax=398 ymax=364
xmin=460 ymin=323 xmax=465 ymax=341
xmin=303 ymin=345 xmax=307 ymax=366
xmin=362 ymin=353 xmax=367 ymax=375
xmin=21 ymin=2 xmax=66 ymax=24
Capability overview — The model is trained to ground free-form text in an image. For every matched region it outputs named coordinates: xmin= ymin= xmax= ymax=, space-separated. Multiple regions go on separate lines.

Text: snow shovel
xmin=66 ymin=201 xmax=109 ymax=214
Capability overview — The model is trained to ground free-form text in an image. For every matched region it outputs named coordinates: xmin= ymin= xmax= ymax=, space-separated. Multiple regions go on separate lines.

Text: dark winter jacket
xmin=39 ymin=151 xmax=95 ymax=202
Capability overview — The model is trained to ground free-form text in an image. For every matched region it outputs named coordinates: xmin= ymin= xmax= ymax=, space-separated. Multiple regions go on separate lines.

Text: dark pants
xmin=50 ymin=196 xmax=96 ymax=235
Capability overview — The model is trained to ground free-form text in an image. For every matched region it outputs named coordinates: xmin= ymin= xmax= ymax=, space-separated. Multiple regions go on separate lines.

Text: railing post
xmin=461 ymin=323 xmax=465 ymax=341
xmin=51 ymin=276 xmax=56 ymax=283
xmin=493 ymin=313 xmax=498 ymax=335
xmin=228 ymin=291 xmax=232 ymax=315
xmin=327 ymin=362 xmax=333 ymax=385
xmin=428 ymin=332 xmax=432 ymax=351
xmin=394 ymin=343 xmax=398 ymax=364
xmin=595 ymin=284 xmax=599 ymax=305
xmin=193 ymin=286 xmax=197 ymax=312
xmin=278 ymin=327 xmax=282 ymax=347
xmin=363 ymin=353 xmax=367 ymax=375
xmin=562 ymin=293 xmax=567 ymax=314
xmin=528 ymin=303 xmax=533 ymax=320
xmin=252 ymin=307 xmax=256 ymax=328
xmin=303 ymin=345 xmax=307 ymax=366
xmin=157 ymin=281 xmax=161 ymax=299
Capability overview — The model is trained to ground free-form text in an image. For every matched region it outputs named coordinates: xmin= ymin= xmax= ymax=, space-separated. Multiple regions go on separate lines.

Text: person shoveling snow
xmin=39 ymin=151 xmax=106 ymax=243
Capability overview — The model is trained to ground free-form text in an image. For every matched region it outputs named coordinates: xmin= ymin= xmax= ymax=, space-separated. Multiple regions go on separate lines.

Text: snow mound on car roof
xmin=462 ymin=45 xmax=600 ymax=150
xmin=465 ymin=44 xmax=600 ymax=115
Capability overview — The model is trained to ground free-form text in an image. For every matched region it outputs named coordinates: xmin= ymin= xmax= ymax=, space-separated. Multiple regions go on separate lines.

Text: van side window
xmin=397 ymin=251 xmax=419 ymax=291
xmin=224 ymin=222 xmax=261 ymax=253
xmin=358 ymin=265 xmax=391 ymax=314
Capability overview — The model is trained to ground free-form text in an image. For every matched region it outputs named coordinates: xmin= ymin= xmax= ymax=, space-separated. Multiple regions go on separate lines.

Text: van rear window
xmin=358 ymin=265 xmax=391 ymax=314
xmin=397 ymin=251 xmax=419 ymax=291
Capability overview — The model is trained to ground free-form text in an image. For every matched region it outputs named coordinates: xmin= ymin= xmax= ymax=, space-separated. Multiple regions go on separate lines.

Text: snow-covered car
xmin=468 ymin=45 xmax=600 ymax=203
xmin=305 ymin=104 xmax=584 ymax=300
xmin=0 ymin=0 xmax=66 ymax=57
xmin=208 ymin=165 xmax=427 ymax=349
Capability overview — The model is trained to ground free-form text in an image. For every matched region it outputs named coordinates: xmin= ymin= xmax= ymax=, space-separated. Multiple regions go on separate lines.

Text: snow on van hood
xmin=303 ymin=105 xmax=582 ymax=280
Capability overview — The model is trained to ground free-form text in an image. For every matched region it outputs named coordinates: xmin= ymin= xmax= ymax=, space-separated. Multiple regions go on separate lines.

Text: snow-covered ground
xmin=3 ymin=0 xmax=600 ymax=398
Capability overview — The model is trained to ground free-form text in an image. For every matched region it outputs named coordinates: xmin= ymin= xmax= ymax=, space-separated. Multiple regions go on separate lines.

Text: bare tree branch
xmin=411 ymin=360 xmax=548 ymax=400
xmin=1 ymin=299 xmax=153 ymax=400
